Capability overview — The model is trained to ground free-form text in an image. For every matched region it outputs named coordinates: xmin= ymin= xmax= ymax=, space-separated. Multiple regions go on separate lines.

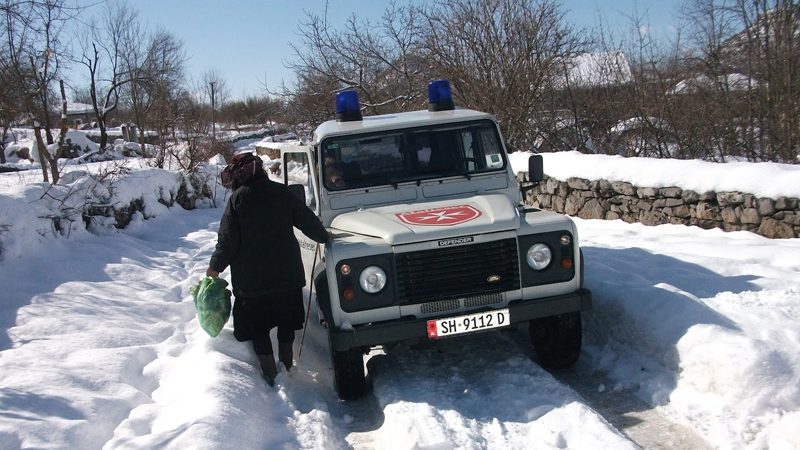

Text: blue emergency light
xmin=428 ymin=79 xmax=455 ymax=111
xmin=335 ymin=90 xmax=362 ymax=122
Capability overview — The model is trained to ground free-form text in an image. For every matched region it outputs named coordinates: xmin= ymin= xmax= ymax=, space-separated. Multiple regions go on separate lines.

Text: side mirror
xmin=528 ymin=154 xmax=544 ymax=182
xmin=288 ymin=184 xmax=305 ymax=203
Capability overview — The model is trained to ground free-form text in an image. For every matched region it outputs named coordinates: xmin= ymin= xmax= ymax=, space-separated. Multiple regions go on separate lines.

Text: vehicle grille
xmin=420 ymin=293 xmax=504 ymax=315
xmin=395 ymin=238 xmax=520 ymax=304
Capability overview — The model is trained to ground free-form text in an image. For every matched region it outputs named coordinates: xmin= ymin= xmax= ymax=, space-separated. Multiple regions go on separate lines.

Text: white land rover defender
xmin=281 ymin=80 xmax=591 ymax=400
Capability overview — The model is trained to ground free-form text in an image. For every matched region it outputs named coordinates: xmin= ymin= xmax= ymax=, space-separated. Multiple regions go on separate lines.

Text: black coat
xmin=209 ymin=172 xmax=328 ymax=298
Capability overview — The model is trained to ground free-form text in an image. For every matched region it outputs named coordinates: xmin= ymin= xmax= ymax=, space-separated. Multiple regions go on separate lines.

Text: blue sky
xmin=98 ymin=0 xmax=681 ymax=100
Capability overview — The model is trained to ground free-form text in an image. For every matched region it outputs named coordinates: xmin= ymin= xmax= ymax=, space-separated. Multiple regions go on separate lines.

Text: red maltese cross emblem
xmin=395 ymin=205 xmax=482 ymax=226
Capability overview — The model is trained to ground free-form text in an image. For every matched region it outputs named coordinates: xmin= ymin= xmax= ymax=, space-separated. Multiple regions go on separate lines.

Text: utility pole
xmin=210 ymin=81 xmax=216 ymax=139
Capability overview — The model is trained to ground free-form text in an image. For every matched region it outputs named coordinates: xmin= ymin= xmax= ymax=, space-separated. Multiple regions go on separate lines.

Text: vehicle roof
xmin=313 ymin=108 xmax=496 ymax=142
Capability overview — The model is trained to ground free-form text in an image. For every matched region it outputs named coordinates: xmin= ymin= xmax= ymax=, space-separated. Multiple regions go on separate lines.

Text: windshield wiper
xmin=364 ymin=174 xmax=400 ymax=189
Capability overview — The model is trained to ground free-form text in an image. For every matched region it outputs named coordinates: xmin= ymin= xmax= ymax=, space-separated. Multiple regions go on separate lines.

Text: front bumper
xmin=329 ymin=288 xmax=592 ymax=351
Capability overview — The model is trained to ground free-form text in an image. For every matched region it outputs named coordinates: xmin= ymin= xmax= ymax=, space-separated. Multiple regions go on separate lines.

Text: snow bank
xmin=0 ymin=159 xmax=226 ymax=261
xmin=510 ymin=151 xmax=800 ymax=198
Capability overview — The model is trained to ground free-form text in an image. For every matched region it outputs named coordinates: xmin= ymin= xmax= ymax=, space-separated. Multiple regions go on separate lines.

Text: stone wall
xmin=517 ymin=174 xmax=799 ymax=239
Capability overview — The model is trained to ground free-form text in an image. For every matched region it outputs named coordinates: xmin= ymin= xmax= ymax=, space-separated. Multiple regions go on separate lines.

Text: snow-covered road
xmin=1 ymin=206 xmax=799 ymax=449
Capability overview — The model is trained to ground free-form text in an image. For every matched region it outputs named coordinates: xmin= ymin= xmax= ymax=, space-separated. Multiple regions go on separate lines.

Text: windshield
xmin=321 ymin=120 xmax=507 ymax=191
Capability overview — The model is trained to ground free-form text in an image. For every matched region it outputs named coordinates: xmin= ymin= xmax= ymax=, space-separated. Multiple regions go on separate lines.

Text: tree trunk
xmin=99 ymin=119 xmax=108 ymax=151
xmin=33 ymin=125 xmax=59 ymax=184
xmin=57 ymin=80 xmax=69 ymax=159
xmin=33 ymin=126 xmax=50 ymax=183
xmin=0 ymin=126 xmax=8 ymax=164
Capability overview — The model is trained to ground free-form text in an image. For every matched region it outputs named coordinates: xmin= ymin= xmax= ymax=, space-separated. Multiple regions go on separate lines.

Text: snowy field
xmin=1 ymin=151 xmax=799 ymax=449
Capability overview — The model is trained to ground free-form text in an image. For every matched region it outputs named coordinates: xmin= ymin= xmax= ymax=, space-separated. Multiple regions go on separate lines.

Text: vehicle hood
xmin=330 ymin=194 xmax=520 ymax=245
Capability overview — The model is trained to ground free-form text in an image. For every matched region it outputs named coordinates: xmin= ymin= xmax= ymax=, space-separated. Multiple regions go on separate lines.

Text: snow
xmin=1 ymin=151 xmax=799 ymax=449
xmin=561 ymin=52 xmax=633 ymax=88
xmin=667 ymin=73 xmax=759 ymax=95
xmin=509 ymin=150 xmax=800 ymax=198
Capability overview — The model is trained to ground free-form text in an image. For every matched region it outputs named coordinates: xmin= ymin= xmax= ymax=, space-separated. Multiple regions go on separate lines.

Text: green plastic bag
xmin=191 ymin=276 xmax=232 ymax=337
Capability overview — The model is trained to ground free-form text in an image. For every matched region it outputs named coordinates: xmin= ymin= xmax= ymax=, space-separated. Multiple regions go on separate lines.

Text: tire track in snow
xmin=554 ymin=367 xmax=712 ymax=450
xmin=495 ymin=325 xmax=713 ymax=450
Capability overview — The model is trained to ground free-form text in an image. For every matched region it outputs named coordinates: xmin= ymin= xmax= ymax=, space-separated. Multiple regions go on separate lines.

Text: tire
xmin=329 ymin=333 xmax=369 ymax=400
xmin=529 ymin=311 xmax=582 ymax=370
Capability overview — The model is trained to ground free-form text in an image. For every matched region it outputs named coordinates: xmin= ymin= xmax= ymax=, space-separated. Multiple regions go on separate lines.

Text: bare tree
xmin=591 ymin=10 xmax=690 ymax=158
xmin=201 ymin=68 xmax=229 ymax=138
xmin=731 ymin=0 xmax=799 ymax=162
xmin=1 ymin=0 xmax=76 ymax=183
xmin=219 ymin=94 xmax=284 ymax=128
xmin=279 ymin=0 xmax=428 ymax=126
xmin=421 ymin=0 xmax=586 ymax=152
xmin=0 ymin=48 xmax=25 ymax=164
xmin=674 ymin=0 xmax=798 ymax=162
xmin=122 ymin=27 xmax=186 ymax=148
xmin=76 ymin=3 xmax=139 ymax=151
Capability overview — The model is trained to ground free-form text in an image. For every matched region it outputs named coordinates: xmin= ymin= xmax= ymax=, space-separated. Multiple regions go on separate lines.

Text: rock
xmin=578 ymin=199 xmax=605 ymax=220
xmin=637 ymin=187 xmax=657 ymax=198
xmin=672 ymin=205 xmax=691 ymax=218
xmin=538 ymin=194 xmax=552 ymax=208
xmin=723 ymin=222 xmax=742 ymax=232
xmin=693 ymin=219 xmax=721 ymax=230
xmin=696 ymin=202 xmax=718 ymax=220
xmin=639 ymin=211 xmax=662 ymax=226
xmin=681 ymin=190 xmax=701 ymax=203
xmin=717 ymin=192 xmax=744 ymax=207
xmin=783 ymin=213 xmax=800 ymax=226
xmin=757 ymin=198 xmax=776 ymax=216
xmin=606 ymin=211 xmax=621 ymax=220
xmin=758 ymin=218 xmax=795 ymax=239
xmin=544 ymin=178 xmax=560 ymax=194
xmin=567 ymin=177 xmax=591 ymax=190
xmin=701 ymin=191 xmax=717 ymax=201
xmin=565 ymin=194 xmax=584 ymax=216
xmin=776 ymin=197 xmax=799 ymax=210
xmin=721 ymin=206 xmax=740 ymax=224
xmin=653 ymin=198 xmax=684 ymax=208
xmin=669 ymin=216 xmax=688 ymax=225
xmin=596 ymin=179 xmax=615 ymax=198
xmin=740 ymin=208 xmax=760 ymax=224
xmin=552 ymin=196 xmax=565 ymax=213
xmin=612 ymin=181 xmax=636 ymax=196
xmin=608 ymin=195 xmax=627 ymax=205
xmin=659 ymin=187 xmax=683 ymax=198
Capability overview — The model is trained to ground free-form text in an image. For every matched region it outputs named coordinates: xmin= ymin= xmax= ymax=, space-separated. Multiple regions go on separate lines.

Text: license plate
xmin=427 ymin=308 xmax=510 ymax=339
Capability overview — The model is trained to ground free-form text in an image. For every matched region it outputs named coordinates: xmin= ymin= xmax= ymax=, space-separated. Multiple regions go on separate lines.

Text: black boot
xmin=257 ymin=354 xmax=278 ymax=386
xmin=278 ymin=341 xmax=294 ymax=371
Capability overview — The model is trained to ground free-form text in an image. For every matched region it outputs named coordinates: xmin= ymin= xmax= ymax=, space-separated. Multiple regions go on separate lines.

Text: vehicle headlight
xmin=526 ymin=243 xmax=552 ymax=270
xmin=359 ymin=266 xmax=387 ymax=293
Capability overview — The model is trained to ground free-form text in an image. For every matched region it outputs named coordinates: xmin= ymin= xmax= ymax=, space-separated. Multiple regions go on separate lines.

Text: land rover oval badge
xmin=487 ymin=275 xmax=502 ymax=283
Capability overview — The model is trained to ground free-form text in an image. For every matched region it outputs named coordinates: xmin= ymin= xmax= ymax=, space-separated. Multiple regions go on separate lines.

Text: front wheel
xmin=329 ymin=332 xmax=369 ymax=400
xmin=529 ymin=312 xmax=582 ymax=370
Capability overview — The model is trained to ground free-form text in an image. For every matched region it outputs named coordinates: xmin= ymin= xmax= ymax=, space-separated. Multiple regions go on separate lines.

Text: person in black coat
xmin=206 ymin=162 xmax=328 ymax=386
